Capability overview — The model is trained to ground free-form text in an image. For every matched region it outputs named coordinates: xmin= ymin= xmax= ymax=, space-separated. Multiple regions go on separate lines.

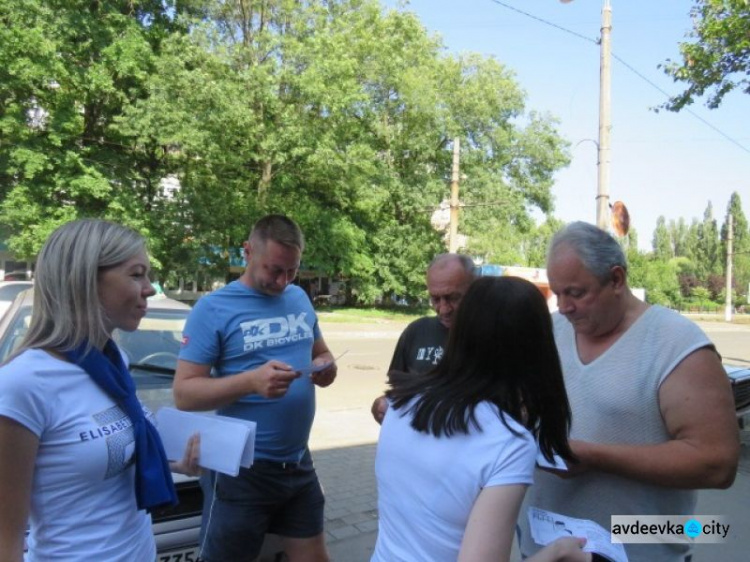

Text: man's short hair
xmin=548 ymin=221 xmax=627 ymax=284
xmin=249 ymin=214 xmax=305 ymax=252
xmin=428 ymin=253 xmax=476 ymax=279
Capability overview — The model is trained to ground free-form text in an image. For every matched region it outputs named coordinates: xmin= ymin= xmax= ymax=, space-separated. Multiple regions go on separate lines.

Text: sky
xmin=380 ymin=0 xmax=750 ymax=250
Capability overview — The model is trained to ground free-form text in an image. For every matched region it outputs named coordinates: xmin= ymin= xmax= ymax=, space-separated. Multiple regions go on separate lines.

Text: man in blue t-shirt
xmin=174 ymin=214 xmax=337 ymax=562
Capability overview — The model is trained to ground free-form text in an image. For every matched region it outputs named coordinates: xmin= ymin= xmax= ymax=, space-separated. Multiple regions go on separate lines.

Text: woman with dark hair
xmin=372 ymin=276 xmax=590 ymax=562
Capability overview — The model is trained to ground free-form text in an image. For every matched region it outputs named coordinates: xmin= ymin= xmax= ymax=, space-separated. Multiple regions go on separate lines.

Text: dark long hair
xmin=387 ymin=276 xmax=574 ymax=463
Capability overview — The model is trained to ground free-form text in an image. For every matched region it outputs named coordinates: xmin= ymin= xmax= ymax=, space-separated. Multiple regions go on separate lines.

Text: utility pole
xmin=448 ymin=138 xmax=461 ymax=252
xmin=725 ymin=214 xmax=733 ymax=322
xmin=596 ymin=0 xmax=612 ymax=230
xmin=562 ymin=0 xmax=613 ymax=230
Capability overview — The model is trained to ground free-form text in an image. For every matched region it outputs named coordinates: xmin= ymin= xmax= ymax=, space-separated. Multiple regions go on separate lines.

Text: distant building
xmin=475 ymin=264 xmax=556 ymax=310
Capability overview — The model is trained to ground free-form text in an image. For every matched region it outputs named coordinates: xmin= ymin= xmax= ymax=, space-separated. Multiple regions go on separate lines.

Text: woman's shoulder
xmin=0 ymin=349 xmax=78 ymax=433
xmin=0 ymin=348 xmax=77 ymax=382
xmin=476 ymin=402 xmax=533 ymax=439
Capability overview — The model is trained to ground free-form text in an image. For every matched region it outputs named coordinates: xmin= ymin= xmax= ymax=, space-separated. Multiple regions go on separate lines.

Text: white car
xmin=0 ymin=289 xmax=202 ymax=562
xmin=724 ymin=364 xmax=750 ymax=428
xmin=0 ymin=280 xmax=33 ymax=320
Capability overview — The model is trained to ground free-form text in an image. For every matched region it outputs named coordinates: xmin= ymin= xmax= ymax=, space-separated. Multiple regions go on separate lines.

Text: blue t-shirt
xmin=179 ymin=281 xmax=322 ymax=462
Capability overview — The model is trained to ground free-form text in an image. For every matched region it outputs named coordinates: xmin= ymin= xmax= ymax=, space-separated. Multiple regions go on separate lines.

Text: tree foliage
xmin=661 ymin=0 xmax=750 ymax=110
xmin=0 ymin=0 xmax=570 ymax=303
xmin=633 ymin=193 xmax=750 ymax=311
xmin=652 ymin=216 xmax=673 ymax=260
xmin=692 ymin=202 xmax=721 ymax=278
xmin=722 ymin=192 xmax=750 ymax=298
xmin=627 ymin=253 xmax=683 ymax=308
xmin=0 ymin=0 xmax=186 ymax=260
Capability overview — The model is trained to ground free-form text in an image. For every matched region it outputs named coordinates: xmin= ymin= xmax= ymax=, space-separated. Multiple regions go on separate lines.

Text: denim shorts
xmin=199 ymin=449 xmax=325 ymax=562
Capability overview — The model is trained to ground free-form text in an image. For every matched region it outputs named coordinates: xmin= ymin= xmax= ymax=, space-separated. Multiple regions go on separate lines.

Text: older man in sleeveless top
xmin=519 ymin=222 xmax=739 ymax=562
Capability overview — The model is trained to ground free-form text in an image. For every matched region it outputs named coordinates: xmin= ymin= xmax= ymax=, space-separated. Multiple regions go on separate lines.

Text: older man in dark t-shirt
xmin=371 ymin=254 xmax=476 ymax=423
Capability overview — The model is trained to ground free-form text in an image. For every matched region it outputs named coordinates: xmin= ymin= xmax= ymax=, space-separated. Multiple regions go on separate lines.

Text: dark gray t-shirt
xmin=389 ymin=316 xmax=448 ymax=374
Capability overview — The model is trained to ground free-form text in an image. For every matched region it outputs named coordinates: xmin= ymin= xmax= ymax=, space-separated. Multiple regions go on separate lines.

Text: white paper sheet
xmin=296 ymin=350 xmax=349 ymax=376
xmin=536 ymin=449 xmax=568 ymax=471
xmin=527 ymin=506 xmax=629 ymax=562
xmin=156 ymin=407 xmax=257 ymax=477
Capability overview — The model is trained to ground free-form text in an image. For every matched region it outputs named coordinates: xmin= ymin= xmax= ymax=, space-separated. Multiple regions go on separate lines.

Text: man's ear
xmin=610 ymin=265 xmax=627 ymax=290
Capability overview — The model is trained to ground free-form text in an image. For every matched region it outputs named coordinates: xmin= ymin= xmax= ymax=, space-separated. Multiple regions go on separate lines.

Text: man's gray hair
xmin=547 ymin=221 xmax=627 ymax=284
xmin=428 ymin=253 xmax=477 ymax=279
xmin=20 ymin=219 xmax=147 ymax=353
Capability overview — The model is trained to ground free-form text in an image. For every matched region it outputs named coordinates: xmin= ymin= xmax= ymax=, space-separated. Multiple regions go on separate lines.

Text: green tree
xmin=520 ymin=217 xmax=566 ymax=268
xmin=683 ymin=218 xmax=702 ymax=263
xmin=120 ymin=0 xmax=570 ymax=300
xmin=661 ymin=0 xmax=750 ymax=110
xmin=1 ymin=0 xmax=570 ymax=300
xmin=652 ymin=216 xmax=673 ymax=260
xmin=694 ymin=202 xmax=721 ymax=278
xmin=627 ymin=254 xmax=682 ymax=308
xmin=0 ymin=0 xmax=188 ymax=261
xmin=668 ymin=217 xmax=690 ymax=258
xmin=722 ymin=192 xmax=750 ymax=301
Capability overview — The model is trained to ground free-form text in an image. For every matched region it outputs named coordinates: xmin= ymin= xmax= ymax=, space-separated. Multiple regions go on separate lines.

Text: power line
xmin=611 ymin=53 xmax=750 ymax=155
xmin=488 ymin=0 xmax=750 ymax=156
xmin=489 ymin=0 xmax=598 ymax=45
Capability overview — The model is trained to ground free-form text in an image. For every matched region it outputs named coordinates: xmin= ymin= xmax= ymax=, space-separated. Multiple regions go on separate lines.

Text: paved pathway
xmin=256 ymin=444 xmax=379 ymax=562
xmin=259 ymin=318 xmax=750 ymax=562
xmin=316 ymin=444 xmax=379 ymax=561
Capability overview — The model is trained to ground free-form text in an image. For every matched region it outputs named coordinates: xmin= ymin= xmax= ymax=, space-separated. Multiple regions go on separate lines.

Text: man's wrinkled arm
xmin=569 ymin=348 xmax=739 ymax=489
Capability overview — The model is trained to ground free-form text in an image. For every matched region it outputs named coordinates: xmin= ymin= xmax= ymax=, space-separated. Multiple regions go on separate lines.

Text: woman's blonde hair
xmin=20 ymin=219 xmax=147 ymax=352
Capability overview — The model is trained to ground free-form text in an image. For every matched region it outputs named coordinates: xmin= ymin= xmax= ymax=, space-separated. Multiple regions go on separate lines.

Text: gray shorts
xmin=199 ymin=449 xmax=325 ymax=562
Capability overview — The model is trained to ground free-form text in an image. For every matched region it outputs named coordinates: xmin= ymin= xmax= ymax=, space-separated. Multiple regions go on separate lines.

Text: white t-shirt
xmin=0 ymin=348 xmax=155 ymax=561
xmin=372 ymin=399 xmax=536 ymax=562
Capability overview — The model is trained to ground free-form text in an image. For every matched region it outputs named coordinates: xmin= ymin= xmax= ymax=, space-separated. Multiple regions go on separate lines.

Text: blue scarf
xmin=64 ymin=339 xmax=177 ymax=512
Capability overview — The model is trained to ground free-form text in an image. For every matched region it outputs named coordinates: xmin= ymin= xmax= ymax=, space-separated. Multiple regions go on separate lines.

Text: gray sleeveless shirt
xmin=520 ymin=305 xmax=714 ymax=562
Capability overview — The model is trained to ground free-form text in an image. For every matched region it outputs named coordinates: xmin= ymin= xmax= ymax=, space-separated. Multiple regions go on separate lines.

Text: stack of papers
xmin=528 ymin=507 xmax=629 ymax=562
xmin=156 ymin=407 xmax=256 ymax=476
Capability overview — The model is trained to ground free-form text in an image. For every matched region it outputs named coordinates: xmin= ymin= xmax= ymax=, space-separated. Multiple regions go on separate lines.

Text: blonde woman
xmin=0 ymin=219 xmax=198 ymax=562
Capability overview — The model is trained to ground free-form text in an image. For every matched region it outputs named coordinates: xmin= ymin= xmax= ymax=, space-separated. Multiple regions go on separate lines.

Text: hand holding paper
xmin=252 ymin=360 xmax=300 ymax=399
xmin=168 ymin=433 xmax=202 ymax=477
xmin=156 ymin=408 xmax=257 ymax=477
xmin=305 ymin=350 xmax=347 ymax=388
xmin=527 ymin=507 xmax=629 ymax=562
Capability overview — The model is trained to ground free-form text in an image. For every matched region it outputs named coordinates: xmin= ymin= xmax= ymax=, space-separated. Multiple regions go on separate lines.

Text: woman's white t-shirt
xmin=0 ymin=349 xmax=155 ymax=561
xmin=372 ymin=399 xmax=536 ymax=562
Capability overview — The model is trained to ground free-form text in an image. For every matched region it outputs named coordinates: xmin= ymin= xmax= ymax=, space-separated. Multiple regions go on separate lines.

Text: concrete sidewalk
xmin=257 ymin=443 xmax=379 ymax=562
xmin=311 ymin=442 xmax=750 ymax=562
xmin=257 ymin=320 xmax=750 ymax=561
xmin=316 ymin=444 xmax=378 ymax=561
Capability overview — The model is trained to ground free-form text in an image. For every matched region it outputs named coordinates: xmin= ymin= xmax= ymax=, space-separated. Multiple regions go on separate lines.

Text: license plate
xmin=157 ymin=546 xmax=200 ymax=562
